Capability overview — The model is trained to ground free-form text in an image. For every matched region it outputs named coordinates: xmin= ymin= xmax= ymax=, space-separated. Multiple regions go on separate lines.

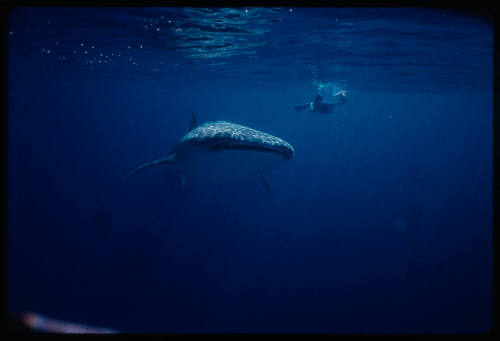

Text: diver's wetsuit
xmin=312 ymin=94 xmax=346 ymax=114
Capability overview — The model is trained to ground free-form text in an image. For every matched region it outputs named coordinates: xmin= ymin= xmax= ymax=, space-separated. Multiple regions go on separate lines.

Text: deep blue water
xmin=7 ymin=7 xmax=493 ymax=333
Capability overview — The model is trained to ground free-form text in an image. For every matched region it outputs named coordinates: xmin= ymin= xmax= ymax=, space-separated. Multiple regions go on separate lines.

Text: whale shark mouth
xmin=210 ymin=143 xmax=293 ymax=160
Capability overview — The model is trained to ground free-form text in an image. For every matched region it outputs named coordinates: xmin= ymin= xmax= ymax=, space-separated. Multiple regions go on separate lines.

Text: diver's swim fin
xmin=294 ymin=104 xmax=310 ymax=112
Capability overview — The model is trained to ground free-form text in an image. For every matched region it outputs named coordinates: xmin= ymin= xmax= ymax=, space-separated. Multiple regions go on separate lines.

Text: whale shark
xmin=120 ymin=113 xmax=294 ymax=192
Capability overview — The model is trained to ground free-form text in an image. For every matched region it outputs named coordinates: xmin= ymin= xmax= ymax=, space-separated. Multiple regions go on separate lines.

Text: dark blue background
xmin=7 ymin=7 xmax=492 ymax=333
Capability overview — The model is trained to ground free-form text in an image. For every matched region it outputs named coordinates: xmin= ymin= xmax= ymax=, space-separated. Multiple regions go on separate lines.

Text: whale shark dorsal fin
xmin=188 ymin=112 xmax=198 ymax=132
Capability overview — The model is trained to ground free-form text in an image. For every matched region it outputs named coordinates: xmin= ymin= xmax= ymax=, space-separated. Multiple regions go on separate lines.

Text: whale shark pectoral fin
xmin=259 ymin=175 xmax=272 ymax=194
xmin=177 ymin=172 xmax=186 ymax=187
xmin=120 ymin=154 xmax=176 ymax=183
xmin=188 ymin=112 xmax=198 ymax=132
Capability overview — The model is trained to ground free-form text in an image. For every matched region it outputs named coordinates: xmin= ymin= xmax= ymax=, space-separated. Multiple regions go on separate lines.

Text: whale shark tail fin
xmin=294 ymin=104 xmax=310 ymax=112
xmin=120 ymin=154 xmax=176 ymax=183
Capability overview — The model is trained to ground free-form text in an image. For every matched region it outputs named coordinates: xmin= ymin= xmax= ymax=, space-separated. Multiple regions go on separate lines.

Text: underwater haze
xmin=7 ymin=7 xmax=493 ymax=333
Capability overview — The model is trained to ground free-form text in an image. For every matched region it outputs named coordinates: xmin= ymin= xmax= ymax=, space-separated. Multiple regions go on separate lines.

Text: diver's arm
xmin=321 ymin=94 xmax=346 ymax=108
xmin=333 ymin=90 xmax=347 ymax=104
xmin=331 ymin=94 xmax=346 ymax=105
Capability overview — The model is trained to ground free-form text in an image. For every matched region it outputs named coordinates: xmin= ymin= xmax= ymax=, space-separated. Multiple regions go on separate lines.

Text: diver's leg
xmin=294 ymin=104 xmax=310 ymax=112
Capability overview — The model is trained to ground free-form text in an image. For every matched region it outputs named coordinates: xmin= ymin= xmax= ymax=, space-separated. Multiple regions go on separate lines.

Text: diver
xmin=294 ymin=90 xmax=347 ymax=114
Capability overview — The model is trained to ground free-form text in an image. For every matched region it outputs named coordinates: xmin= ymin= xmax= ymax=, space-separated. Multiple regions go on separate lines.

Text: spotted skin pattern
xmin=179 ymin=121 xmax=294 ymax=159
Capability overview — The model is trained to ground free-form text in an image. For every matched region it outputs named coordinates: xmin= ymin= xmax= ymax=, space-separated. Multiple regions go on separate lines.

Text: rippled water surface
xmin=8 ymin=7 xmax=492 ymax=91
